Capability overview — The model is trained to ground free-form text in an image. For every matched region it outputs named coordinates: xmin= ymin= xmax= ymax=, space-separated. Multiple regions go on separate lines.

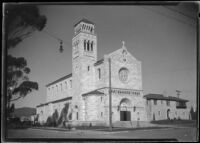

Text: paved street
xmin=6 ymin=127 xmax=198 ymax=142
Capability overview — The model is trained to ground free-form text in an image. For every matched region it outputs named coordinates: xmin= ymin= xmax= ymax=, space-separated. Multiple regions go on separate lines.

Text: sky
xmin=8 ymin=3 xmax=197 ymax=110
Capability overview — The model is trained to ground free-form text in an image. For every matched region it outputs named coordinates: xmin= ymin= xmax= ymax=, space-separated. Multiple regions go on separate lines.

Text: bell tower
xmin=72 ymin=18 xmax=97 ymax=121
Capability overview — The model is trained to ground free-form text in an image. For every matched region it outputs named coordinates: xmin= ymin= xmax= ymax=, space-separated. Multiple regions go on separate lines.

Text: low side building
xmin=144 ymin=94 xmax=190 ymax=121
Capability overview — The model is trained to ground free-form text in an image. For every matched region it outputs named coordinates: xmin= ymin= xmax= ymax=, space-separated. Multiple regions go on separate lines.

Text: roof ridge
xmin=46 ymin=73 xmax=72 ymax=87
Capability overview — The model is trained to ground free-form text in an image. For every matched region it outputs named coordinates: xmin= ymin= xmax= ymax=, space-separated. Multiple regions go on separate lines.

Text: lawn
xmin=150 ymin=119 xmax=197 ymax=127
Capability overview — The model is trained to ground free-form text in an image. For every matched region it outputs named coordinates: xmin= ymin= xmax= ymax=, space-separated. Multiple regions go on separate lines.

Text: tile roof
xmin=74 ymin=18 xmax=94 ymax=27
xmin=144 ymin=94 xmax=188 ymax=102
xmin=46 ymin=73 xmax=72 ymax=87
xmin=82 ymin=90 xmax=104 ymax=96
xmin=94 ymin=58 xmax=104 ymax=66
xmin=36 ymin=97 xmax=72 ymax=107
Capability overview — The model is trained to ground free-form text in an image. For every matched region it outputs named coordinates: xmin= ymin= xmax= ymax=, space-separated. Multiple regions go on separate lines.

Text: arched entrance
xmin=167 ymin=109 xmax=170 ymax=120
xmin=119 ymin=98 xmax=131 ymax=121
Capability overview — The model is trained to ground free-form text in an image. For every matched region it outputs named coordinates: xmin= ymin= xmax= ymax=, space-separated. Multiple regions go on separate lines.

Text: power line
xmin=42 ymin=29 xmax=71 ymax=47
xmin=42 ymin=29 xmax=72 ymax=53
xmin=142 ymin=6 xmax=195 ymax=27
xmin=163 ymin=6 xmax=196 ymax=20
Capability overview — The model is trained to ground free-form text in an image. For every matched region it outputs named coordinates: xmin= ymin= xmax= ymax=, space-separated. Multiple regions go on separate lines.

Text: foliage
xmin=5 ymin=4 xmax=47 ymax=49
xmin=190 ymin=106 xmax=197 ymax=120
xmin=7 ymin=55 xmax=38 ymax=104
xmin=57 ymin=103 xmax=70 ymax=126
xmin=52 ymin=109 xmax=59 ymax=127
xmin=46 ymin=116 xmax=53 ymax=127
xmin=44 ymin=103 xmax=71 ymax=127
xmin=5 ymin=4 xmax=46 ymax=116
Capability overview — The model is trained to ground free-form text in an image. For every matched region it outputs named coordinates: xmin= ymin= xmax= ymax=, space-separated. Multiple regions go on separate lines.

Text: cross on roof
xmin=122 ymin=41 xmax=125 ymax=47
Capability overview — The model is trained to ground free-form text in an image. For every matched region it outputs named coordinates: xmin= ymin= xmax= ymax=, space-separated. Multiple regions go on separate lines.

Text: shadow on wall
xmin=45 ymin=103 xmax=72 ymax=127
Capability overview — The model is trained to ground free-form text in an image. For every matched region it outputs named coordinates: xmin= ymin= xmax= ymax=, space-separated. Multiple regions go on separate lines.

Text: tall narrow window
xmin=76 ymin=112 xmax=78 ymax=120
xmin=154 ymin=100 xmax=157 ymax=105
xmin=56 ymin=85 xmax=58 ymax=92
xmin=60 ymin=83 xmax=62 ymax=91
xmin=70 ymin=80 xmax=72 ymax=88
xmin=65 ymin=81 xmax=67 ymax=89
xmin=87 ymin=66 xmax=90 ymax=71
xmin=87 ymin=41 xmax=90 ymax=51
xmin=84 ymin=40 xmax=86 ymax=51
xmin=91 ymin=41 xmax=93 ymax=51
xmin=98 ymin=68 xmax=101 ymax=79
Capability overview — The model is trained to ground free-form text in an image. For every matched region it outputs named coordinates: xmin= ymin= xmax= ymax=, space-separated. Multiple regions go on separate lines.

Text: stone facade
xmin=36 ymin=18 xmax=189 ymax=126
xmin=144 ymin=94 xmax=190 ymax=121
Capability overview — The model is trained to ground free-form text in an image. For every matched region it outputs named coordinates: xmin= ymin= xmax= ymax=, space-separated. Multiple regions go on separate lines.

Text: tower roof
xmin=74 ymin=18 xmax=94 ymax=27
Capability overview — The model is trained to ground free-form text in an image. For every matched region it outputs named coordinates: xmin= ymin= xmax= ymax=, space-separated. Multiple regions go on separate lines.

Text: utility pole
xmin=108 ymin=57 xmax=112 ymax=131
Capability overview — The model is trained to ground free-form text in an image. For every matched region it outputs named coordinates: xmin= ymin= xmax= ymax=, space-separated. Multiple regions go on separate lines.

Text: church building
xmin=36 ymin=18 xmax=147 ymax=125
xmin=36 ymin=18 xmax=190 ymax=126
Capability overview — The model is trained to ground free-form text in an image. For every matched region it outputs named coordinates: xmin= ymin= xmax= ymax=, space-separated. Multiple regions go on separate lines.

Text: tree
xmin=190 ymin=106 xmax=195 ymax=120
xmin=5 ymin=4 xmax=47 ymax=49
xmin=52 ymin=109 xmax=59 ymax=127
xmin=4 ymin=4 xmax=47 ymax=116
xmin=57 ymin=103 xmax=70 ymax=126
xmin=7 ymin=55 xmax=38 ymax=105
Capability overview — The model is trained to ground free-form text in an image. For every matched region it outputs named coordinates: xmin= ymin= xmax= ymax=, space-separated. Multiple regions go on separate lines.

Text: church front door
xmin=120 ymin=111 xmax=131 ymax=121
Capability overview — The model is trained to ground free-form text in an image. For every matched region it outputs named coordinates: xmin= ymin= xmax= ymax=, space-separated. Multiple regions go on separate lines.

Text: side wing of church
xmin=36 ymin=18 xmax=190 ymax=126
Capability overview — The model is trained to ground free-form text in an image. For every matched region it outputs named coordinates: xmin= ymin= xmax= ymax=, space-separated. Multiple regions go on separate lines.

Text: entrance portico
xmin=119 ymin=98 xmax=132 ymax=121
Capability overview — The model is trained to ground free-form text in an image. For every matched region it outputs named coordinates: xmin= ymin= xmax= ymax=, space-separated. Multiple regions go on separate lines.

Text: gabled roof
xmin=94 ymin=58 xmax=104 ymax=66
xmin=46 ymin=73 xmax=72 ymax=87
xmin=74 ymin=18 xmax=94 ymax=27
xmin=144 ymin=94 xmax=188 ymax=102
xmin=82 ymin=90 xmax=104 ymax=96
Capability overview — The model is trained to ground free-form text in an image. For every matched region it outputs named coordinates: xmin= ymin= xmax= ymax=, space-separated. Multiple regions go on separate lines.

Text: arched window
xmin=91 ymin=41 xmax=93 ymax=51
xmin=84 ymin=40 xmax=86 ymax=51
xmin=60 ymin=83 xmax=62 ymax=91
xmin=56 ymin=85 xmax=58 ymax=92
xmin=87 ymin=41 xmax=90 ymax=51
xmin=65 ymin=81 xmax=67 ymax=89
xmin=98 ymin=68 xmax=101 ymax=79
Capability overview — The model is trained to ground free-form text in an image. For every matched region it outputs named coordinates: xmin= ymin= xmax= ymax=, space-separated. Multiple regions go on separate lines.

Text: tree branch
xmin=10 ymin=96 xmax=22 ymax=102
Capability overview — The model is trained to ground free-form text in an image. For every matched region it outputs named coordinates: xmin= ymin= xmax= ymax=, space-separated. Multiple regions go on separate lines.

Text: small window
xmin=101 ymin=112 xmax=103 ymax=117
xmin=158 ymin=111 xmax=160 ymax=116
xmin=76 ymin=112 xmax=78 ymax=120
xmin=70 ymin=80 xmax=72 ymax=88
xmin=60 ymin=83 xmax=62 ymax=91
xmin=88 ymin=66 xmax=90 ymax=71
xmin=65 ymin=81 xmax=67 ymax=89
xmin=154 ymin=100 xmax=157 ymax=105
xmin=161 ymin=100 xmax=163 ymax=104
xmin=101 ymin=96 xmax=103 ymax=102
xmin=56 ymin=85 xmax=58 ymax=91
xmin=98 ymin=68 xmax=101 ymax=79
xmin=167 ymin=100 xmax=170 ymax=106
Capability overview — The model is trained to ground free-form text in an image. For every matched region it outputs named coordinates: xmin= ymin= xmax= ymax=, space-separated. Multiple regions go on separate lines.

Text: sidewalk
xmin=31 ymin=125 xmax=171 ymax=134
